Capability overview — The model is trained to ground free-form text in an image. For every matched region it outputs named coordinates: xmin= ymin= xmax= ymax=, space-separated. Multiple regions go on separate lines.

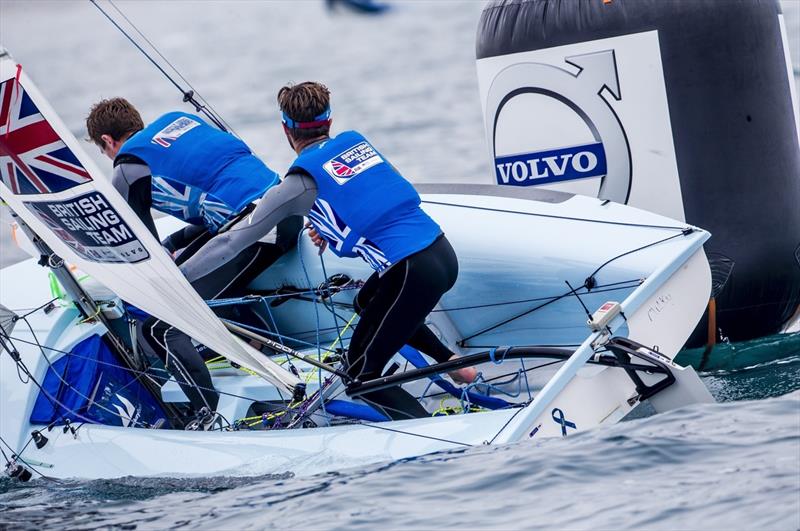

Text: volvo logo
xmin=484 ymin=49 xmax=632 ymax=203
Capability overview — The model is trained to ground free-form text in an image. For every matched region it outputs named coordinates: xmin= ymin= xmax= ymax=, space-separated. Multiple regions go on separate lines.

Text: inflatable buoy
xmin=476 ymin=0 xmax=800 ymax=345
xmin=326 ymin=0 xmax=390 ymax=15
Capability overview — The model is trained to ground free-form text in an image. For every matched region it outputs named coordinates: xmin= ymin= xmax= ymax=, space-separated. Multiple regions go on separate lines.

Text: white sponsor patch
xmin=151 ymin=116 xmax=201 ymax=148
xmin=322 ymin=141 xmax=384 ymax=185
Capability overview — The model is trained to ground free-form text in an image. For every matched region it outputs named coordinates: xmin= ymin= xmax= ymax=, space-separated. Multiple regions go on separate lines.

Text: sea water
xmin=0 ymin=1 xmax=798 ymax=529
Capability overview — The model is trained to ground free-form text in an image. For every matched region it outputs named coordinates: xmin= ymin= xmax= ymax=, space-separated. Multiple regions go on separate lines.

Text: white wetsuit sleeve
xmin=179 ymin=172 xmax=318 ymax=283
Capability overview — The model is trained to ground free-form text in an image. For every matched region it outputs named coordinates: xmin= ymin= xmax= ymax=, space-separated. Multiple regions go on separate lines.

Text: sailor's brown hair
xmin=277 ymin=81 xmax=331 ymax=140
xmin=85 ymin=97 xmax=144 ymax=147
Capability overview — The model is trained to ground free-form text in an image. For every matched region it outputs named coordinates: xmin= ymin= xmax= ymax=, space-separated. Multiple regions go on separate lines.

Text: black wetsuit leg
xmin=141 ymin=217 xmax=302 ymax=413
xmin=354 ymin=268 xmax=457 ymax=364
xmin=142 ymin=315 xmax=219 ymax=412
xmin=141 ymin=243 xmax=283 ymax=413
xmin=346 ymin=235 xmax=458 ymax=420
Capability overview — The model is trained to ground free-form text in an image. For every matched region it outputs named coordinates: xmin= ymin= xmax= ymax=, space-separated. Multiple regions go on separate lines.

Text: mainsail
xmin=0 ymin=50 xmax=300 ymax=393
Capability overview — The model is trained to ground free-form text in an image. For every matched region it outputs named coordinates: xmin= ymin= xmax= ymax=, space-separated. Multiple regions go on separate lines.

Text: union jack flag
xmin=308 ymin=198 xmax=390 ymax=271
xmin=330 ymin=160 xmax=355 ymax=177
xmin=26 ymin=202 xmax=90 ymax=257
xmin=0 ymin=77 xmax=92 ymax=195
xmin=308 ymin=198 xmax=351 ymax=253
xmin=151 ymin=176 xmax=234 ymax=231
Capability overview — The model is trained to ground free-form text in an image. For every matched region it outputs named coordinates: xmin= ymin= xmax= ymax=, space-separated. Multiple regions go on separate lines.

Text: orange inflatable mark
xmin=706 ymin=297 xmax=717 ymax=347
xmin=603 ymin=0 xmax=613 ymax=4
xmin=10 ymin=222 xmax=19 ymax=247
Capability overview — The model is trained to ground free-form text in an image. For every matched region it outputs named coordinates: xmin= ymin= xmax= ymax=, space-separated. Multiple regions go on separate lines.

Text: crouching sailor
xmin=179 ymin=81 xmax=476 ymax=420
xmin=86 ymin=98 xmax=299 ymax=428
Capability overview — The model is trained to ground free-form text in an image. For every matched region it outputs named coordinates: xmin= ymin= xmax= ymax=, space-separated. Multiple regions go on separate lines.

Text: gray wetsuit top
xmin=111 ymin=158 xmax=159 ymax=238
xmin=178 ymin=172 xmax=319 ymax=282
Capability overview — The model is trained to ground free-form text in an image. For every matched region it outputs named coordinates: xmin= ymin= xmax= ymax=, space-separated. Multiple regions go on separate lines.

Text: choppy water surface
xmin=1 ymin=1 xmax=799 ymax=529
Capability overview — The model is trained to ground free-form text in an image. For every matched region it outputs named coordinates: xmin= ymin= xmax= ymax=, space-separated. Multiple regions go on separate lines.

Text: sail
xmin=0 ymin=303 xmax=18 ymax=336
xmin=0 ymin=50 xmax=300 ymax=393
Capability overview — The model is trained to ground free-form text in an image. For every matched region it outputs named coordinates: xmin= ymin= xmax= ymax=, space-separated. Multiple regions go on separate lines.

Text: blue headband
xmin=282 ymin=107 xmax=331 ymax=129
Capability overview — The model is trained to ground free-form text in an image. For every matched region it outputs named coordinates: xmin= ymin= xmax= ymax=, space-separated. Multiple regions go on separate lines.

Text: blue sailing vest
xmin=290 ymin=131 xmax=441 ymax=271
xmin=118 ymin=112 xmax=279 ymax=232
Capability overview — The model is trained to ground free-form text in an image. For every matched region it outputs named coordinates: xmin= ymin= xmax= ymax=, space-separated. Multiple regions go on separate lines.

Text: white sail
xmin=0 ymin=50 xmax=300 ymax=392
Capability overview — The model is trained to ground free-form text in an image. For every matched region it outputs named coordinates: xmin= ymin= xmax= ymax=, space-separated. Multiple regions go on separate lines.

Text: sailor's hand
xmin=446 ymin=354 xmax=478 ymax=384
xmin=305 ymin=222 xmax=328 ymax=255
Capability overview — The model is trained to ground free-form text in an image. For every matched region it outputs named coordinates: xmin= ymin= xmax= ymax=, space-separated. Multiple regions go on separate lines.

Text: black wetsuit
xmin=112 ymin=156 xmax=300 ymax=414
xmin=348 ymin=234 xmax=459 ymax=420
xmin=179 ymin=170 xmax=460 ymax=420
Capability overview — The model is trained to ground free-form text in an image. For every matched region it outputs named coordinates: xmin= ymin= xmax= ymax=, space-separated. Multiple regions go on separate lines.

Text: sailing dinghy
xmin=0 ymin=49 xmax=714 ymax=480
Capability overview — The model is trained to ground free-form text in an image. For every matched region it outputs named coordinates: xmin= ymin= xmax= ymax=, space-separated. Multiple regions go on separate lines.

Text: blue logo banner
xmin=494 ymin=142 xmax=607 ymax=187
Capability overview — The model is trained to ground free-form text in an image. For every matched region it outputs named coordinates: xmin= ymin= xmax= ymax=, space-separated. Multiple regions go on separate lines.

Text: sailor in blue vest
xmin=87 ymin=98 xmax=300 ymax=428
xmin=179 ymin=82 xmax=477 ymax=420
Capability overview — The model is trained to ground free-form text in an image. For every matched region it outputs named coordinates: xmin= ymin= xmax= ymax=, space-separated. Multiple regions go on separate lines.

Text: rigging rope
xmin=15 ymin=298 xmax=58 ymax=321
xmin=5 ymin=332 xmax=274 ymax=407
xmin=18 ymin=319 xmax=154 ymax=428
xmin=420 ymin=199 xmax=689 ymax=231
xmin=431 ymin=279 xmax=642 ymax=313
xmin=457 ymin=229 xmax=693 ymax=344
xmin=89 ymin=0 xmax=233 ymax=133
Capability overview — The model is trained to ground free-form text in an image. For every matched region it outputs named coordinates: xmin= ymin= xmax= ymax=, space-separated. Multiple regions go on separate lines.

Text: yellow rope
xmin=303 ymin=312 xmax=358 ymax=385
xmin=78 ymin=305 xmax=102 ymax=324
xmin=228 ymin=313 xmax=360 ymax=427
xmin=238 ymin=398 xmax=303 ymax=427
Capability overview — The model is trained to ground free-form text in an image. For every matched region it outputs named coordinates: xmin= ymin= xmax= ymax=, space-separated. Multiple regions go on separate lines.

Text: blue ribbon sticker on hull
xmin=25 ymin=191 xmax=150 ymax=264
xmin=551 ymin=407 xmax=577 ymax=436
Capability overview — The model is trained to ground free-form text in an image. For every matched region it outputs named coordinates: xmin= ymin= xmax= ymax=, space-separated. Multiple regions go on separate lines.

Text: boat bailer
xmin=0 ymin=49 xmax=714 ymax=481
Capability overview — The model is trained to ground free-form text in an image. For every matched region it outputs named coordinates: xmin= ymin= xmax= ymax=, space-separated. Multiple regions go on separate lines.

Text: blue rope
xmin=459 ymin=370 xmax=523 ymax=412
xmin=261 ymin=298 xmax=284 ymax=346
xmin=400 ymin=346 xmax=511 ymax=410
xmin=520 ymin=358 xmax=533 ymax=401
xmin=490 ymin=347 xmax=511 ymax=365
xmin=296 ymin=226 xmax=328 ymax=417
xmin=296 ymin=226 xmax=322 ymax=359
xmin=318 ymin=251 xmax=346 ymax=351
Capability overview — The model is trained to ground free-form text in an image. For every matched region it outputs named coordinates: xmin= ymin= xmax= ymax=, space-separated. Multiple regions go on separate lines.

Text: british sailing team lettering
xmin=46 ymin=194 xmax=133 ymax=245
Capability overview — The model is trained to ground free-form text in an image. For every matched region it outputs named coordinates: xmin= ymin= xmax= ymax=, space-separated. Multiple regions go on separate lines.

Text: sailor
xmin=178 ymin=82 xmax=477 ymax=420
xmin=86 ymin=98 xmax=300 ymax=428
